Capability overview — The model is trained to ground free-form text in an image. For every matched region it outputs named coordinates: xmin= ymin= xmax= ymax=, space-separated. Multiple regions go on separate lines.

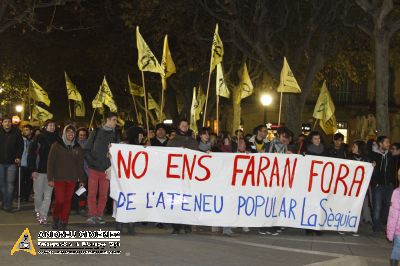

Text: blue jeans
xmin=0 ymin=164 xmax=17 ymax=209
xmin=372 ymin=184 xmax=393 ymax=232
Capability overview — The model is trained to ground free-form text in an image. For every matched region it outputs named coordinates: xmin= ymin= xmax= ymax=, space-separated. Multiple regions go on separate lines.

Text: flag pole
xmin=313 ymin=119 xmax=318 ymax=130
xmin=278 ymin=92 xmax=283 ymax=126
xmin=216 ymin=95 xmax=219 ymax=135
xmin=131 ymin=94 xmax=140 ymax=125
xmin=89 ymin=108 xmax=97 ymax=130
xmin=141 ymin=71 xmax=150 ymax=134
xmin=28 ymin=89 xmax=32 ymax=123
xmin=202 ymin=69 xmax=212 ymax=127
xmin=160 ymin=88 xmax=165 ymax=123
xmin=68 ymin=100 xmax=72 ymax=118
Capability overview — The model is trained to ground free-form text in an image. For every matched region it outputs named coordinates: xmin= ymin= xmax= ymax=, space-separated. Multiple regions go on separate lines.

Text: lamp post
xmin=260 ymin=94 xmax=273 ymax=125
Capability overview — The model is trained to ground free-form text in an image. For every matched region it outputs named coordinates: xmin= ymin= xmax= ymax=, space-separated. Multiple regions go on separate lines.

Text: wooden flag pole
xmin=216 ymin=94 xmax=219 ymax=135
xmin=131 ymin=94 xmax=140 ymax=125
xmin=28 ymin=86 xmax=32 ymax=122
xmin=313 ymin=119 xmax=318 ymax=130
xmin=160 ymin=89 xmax=165 ymax=123
xmin=68 ymin=100 xmax=72 ymax=119
xmin=202 ymin=70 xmax=212 ymax=127
xmin=278 ymin=92 xmax=283 ymax=126
xmin=141 ymin=71 xmax=150 ymax=134
xmin=89 ymin=108 xmax=97 ymax=130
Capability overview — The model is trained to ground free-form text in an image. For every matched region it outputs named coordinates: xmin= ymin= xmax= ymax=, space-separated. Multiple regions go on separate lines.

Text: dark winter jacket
xmin=393 ymin=155 xmax=400 ymax=187
xmin=305 ymin=143 xmax=327 ymax=157
xmin=167 ymin=131 xmax=198 ymax=151
xmin=246 ymin=135 xmax=270 ymax=153
xmin=84 ymin=126 xmax=120 ymax=172
xmin=150 ymin=137 xmax=168 ymax=147
xmin=370 ymin=150 xmax=395 ymax=186
xmin=327 ymin=145 xmax=348 ymax=159
xmin=47 ymin=139 xmax=84 ymax=182
xmin=28 ymin=131 xmax=60 ymax=173
xmin=0 ymin=126 xmax=24 ymax=164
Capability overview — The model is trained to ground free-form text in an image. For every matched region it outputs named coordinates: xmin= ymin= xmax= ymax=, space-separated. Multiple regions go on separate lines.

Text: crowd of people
xmin=0 ymin=112 xmax=400 ymax=264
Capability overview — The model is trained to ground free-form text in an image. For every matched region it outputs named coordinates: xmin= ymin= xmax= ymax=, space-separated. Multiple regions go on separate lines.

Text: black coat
xmin=150 ymin=137 xmax=168 ymax=147
xmin=84 ymin=127 xmax=120 ymax=172
xmin=370 ymin=151 xmax=395 ymax=186
xmin=28 ymin=131 xmax=60 ymax=173
xmin=0 ymin=126 xmax=24 ymax=164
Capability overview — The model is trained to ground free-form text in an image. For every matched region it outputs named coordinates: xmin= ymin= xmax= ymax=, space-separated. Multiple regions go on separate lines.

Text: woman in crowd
xmin=47 ymin=125 xmax=84 ymax=230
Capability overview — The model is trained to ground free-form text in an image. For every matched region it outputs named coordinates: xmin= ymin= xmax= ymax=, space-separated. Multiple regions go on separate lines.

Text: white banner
xmin=109 ymin=144 xmax=373 ymax=232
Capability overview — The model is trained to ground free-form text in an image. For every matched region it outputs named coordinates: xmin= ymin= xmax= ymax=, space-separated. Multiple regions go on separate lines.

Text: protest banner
xmin=109 ymin=144 xmax=373 ymax=232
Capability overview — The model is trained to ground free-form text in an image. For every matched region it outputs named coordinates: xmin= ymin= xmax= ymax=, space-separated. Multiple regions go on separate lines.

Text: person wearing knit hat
xmin=151 ymin=123 xmax=169 ymax=147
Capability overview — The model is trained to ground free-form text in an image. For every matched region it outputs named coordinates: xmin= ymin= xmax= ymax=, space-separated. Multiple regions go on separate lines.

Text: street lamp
xmin=260 ymin=94 xmax=273 ymax=124
xmin=15 ymin=104 xmax=24 ymax=113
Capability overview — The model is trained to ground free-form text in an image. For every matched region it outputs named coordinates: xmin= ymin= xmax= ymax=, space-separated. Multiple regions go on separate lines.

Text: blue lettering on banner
xmin=181 ymin=194 xmax=192 ymax=212
xmin=300 ymin=197 xmax=359 ymax=230
xmin=237 ymin=195 xmax=297 ymax=220
xmin=117 ymin=192 xmax=137 ymax=210
xmin=141 ymin=191 xmax=224 ymax=214
xmin=126 ymin=193 xmax=136 ymax=210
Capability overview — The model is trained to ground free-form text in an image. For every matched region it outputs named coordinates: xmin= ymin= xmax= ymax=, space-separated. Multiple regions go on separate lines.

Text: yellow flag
xmin=190 ymin=87 xmax=198 ymax=133
xmin=136 ymin=26 xmax=164 ymax=74
xmin=29 ymin=78 xmax=50 ymax=106
xmin=161 ymin=35 xmax=176 ymax=90
xmin=239 ymin=63 xmax=253 ymax=102
xmin=147 ymin=93 xmax=159 ymax=110
xmin=10 ymin=228 xmax=36 ymax=256
xmin=210 ymin=24 xmax=224 ymax=72
xmin=32 ymin=104 xmax=53 ymax=122
xmin=137 ymin=112 xmax=143 ymax=125
xmin=216 ymin=63 xmax=230 ymax=98
xmin=74 ymin=101 xmax=85 ymax=117
xmin=92 ymin=85 xmax=104 ymax=109
xmin=64 ymin=72 xmax=82 ymax=102
xmin=195 ymin=86 xmax=206 ymax=121
xmin=313 ymin=80 xmax=335 ymax=123
xmin=128 ymin=75 xmax=144 ymax=97
xmin=320 ymin=115 xmax=337 ymax=135
xmin=277 ymin=57 xmax=301 ymax=93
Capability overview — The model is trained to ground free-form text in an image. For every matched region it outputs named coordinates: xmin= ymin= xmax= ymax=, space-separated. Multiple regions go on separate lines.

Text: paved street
xmin=0 ymin=203 xmax=392 ymax=266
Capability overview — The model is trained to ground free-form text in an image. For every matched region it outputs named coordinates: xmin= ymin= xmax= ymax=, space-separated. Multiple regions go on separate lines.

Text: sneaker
xmin=39 ymin=217 xmax=48 ymax=225
xmin=352 ymin=233 xmax=360 ymax=237
xmin=35 ymin=211 xmax=40 ymax=221
xmin=268 ymin=230 xmax=279 ymax=236
xmin=97 ymin=217 xmax=106 ymax=225
xmin=223 ymin=231 xmax=234 ymax=237
xmin=338 ymin=231 xmax=345 ymax=235
xmin=52 ymin=219 xmax=60 ymax=230
xmin=127 ymin=223 xmax=135 ymax=235
xmin=156 ymin=223 xmax=165 ymax=229
xmin=184 ymin=226 xmax=192 ymax=234
xmin=86 ymin=216 xmax=97 ymax=225
xmin=211 ymin=227 xmax=220 ymax=233
xmin=242 ymin=227 xmax=250 ymax=233
xmin=258 ymin=229 xmax=267 ymax=235
xmin=171 ymin=229 xmax=179 ymax=235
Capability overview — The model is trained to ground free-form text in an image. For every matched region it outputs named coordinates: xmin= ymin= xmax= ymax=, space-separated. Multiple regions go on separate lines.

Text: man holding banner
xmin=166 ymin=118 xmax=199 ymax=234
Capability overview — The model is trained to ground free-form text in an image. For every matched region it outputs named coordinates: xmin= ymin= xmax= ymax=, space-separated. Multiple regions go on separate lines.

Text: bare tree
xmin=353 ymin=0 xmax=400 ymax=135
xmin=0 ymin=0 xmax=91 ymax=33
xmin=197 ymin=0 xmax=345 ymax=134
